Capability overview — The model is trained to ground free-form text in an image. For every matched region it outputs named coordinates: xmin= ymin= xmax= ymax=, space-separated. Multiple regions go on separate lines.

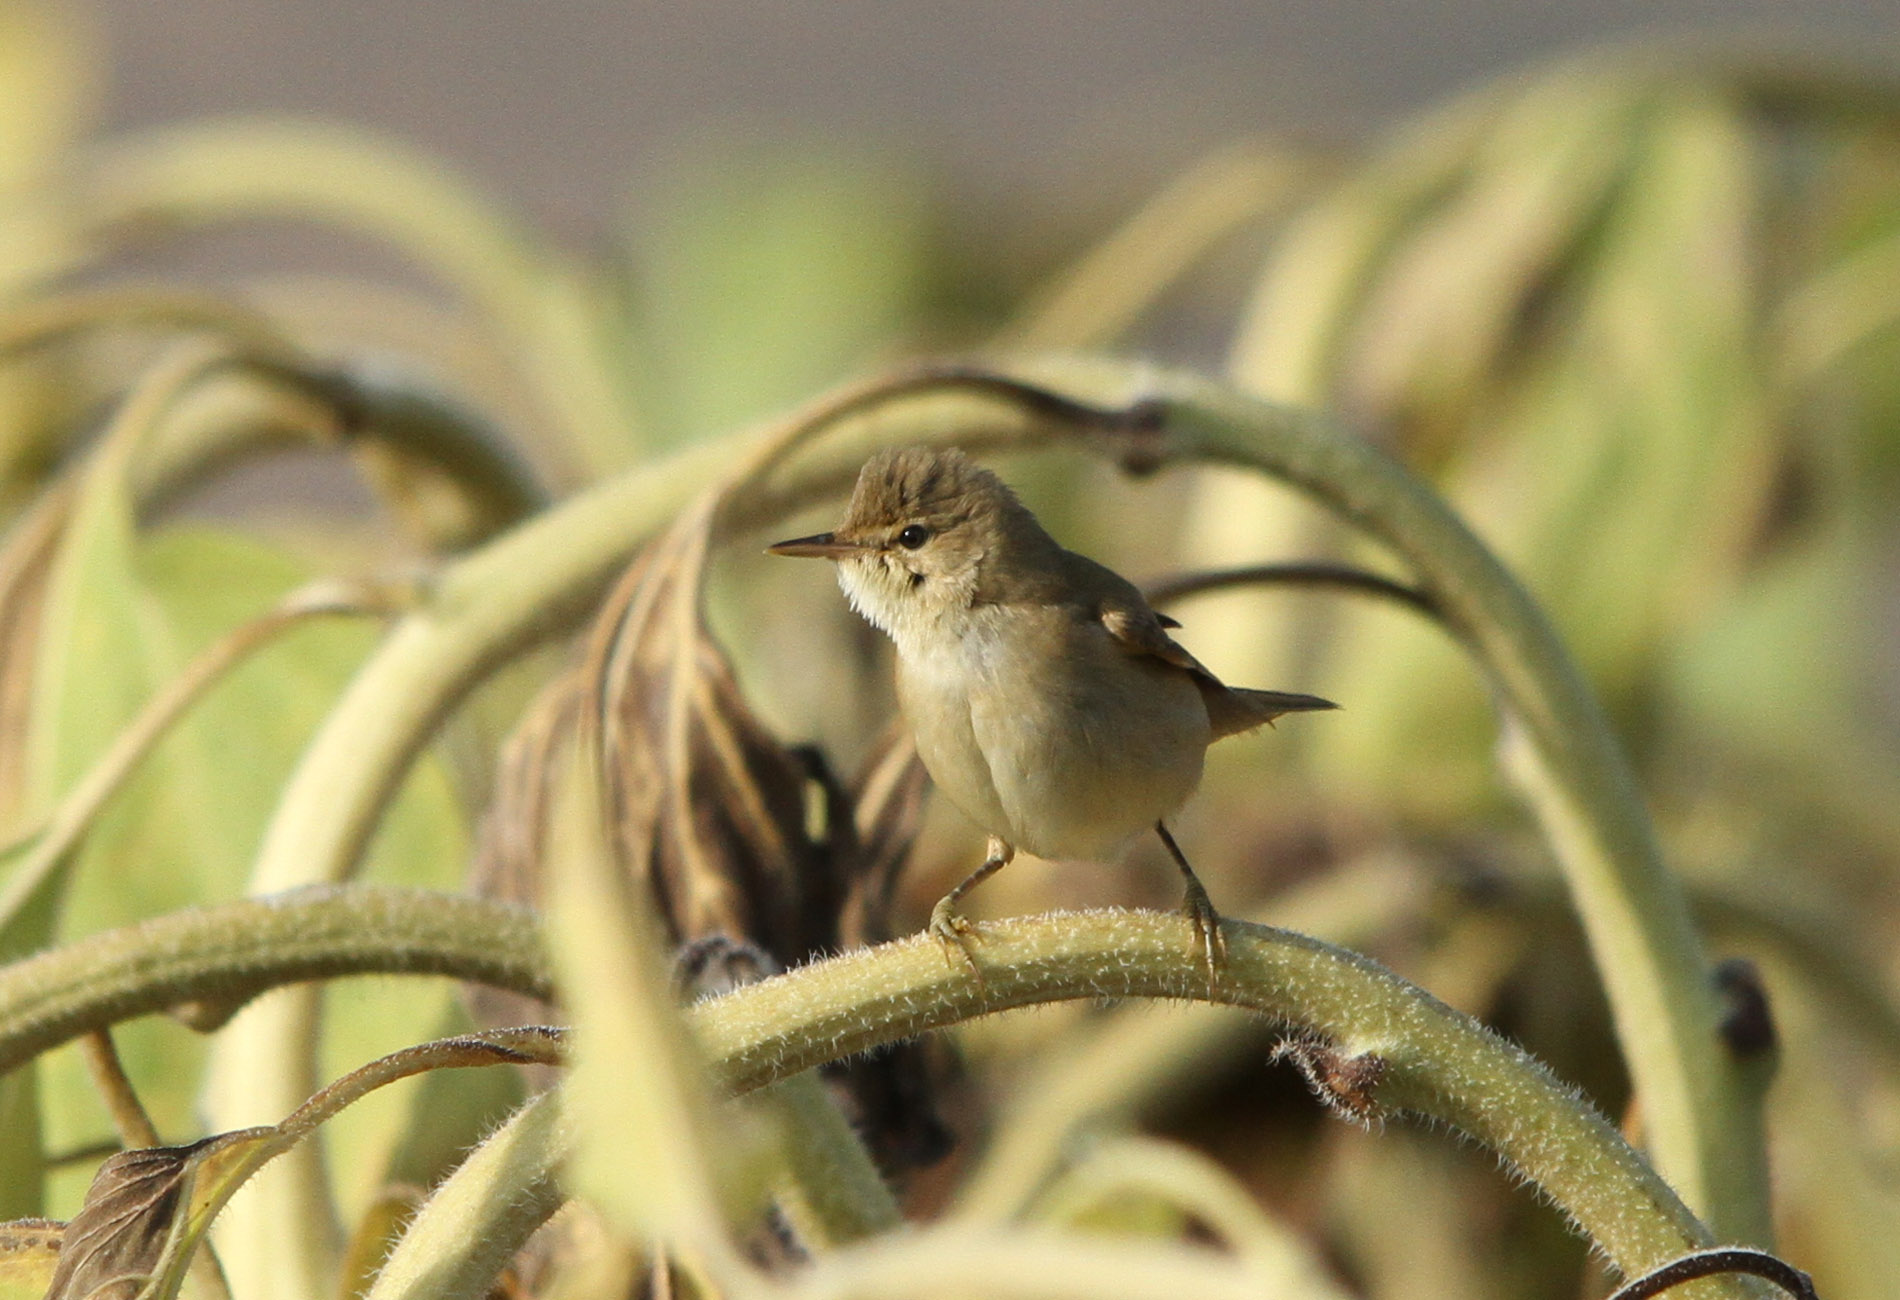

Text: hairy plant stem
xmin=362 ymin=1090 xmax=569 ymax=1300
xmin=763 ymin=1072 xmax=905 ymax=1246
xmin=691 ymin=910 xmax=1750 ymax=1294
xmin=0 ymin=886 xmax=550 ymax=1077
xmin=0 ymin=886 xmax=1760 ymax=1294
xmin=952 ymin=858 xmax=1431 ymax=1224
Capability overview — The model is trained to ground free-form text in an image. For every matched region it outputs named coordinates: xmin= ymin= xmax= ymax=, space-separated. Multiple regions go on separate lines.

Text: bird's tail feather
xmin=1203 ymin=685 xmax=1337 ymax=740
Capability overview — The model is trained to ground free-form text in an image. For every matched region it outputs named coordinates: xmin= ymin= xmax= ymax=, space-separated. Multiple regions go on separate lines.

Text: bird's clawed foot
xmin=1156 ymin=822 xmax=1226 ymax=998
xmin=927 ymin=895 xmax=986 ymax=986
xmin=924 ymin=837 xmax=1013 ymax=987
xmin=1179 ymin=875 xmax=1227 ymax=997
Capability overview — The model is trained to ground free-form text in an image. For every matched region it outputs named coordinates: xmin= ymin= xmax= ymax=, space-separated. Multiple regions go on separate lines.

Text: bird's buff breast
xmin=893 ymin=604 xmax=1208 ymax=861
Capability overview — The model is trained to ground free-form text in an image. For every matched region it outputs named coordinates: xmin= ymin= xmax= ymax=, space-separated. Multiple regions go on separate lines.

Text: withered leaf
xmin=466 ymin=671 xmax=584 ymax=1034
xmin=584 ymin=498 xmax=856 ymax=965
xmin=472 ymin=488 xmax=951 ymax=1175
xmin=43 ymin=1030 xmax=562 ymax=1300
xmin=839 ymin=722 xmax=928 ymax=950
xmin=44 ymin=1144 xmax=188 ymax=1299
xmin=586 ymin=502 xmax=952 ymax=1174
xmin=42 ymin=1131 xmax=264 ymax=1300
xmin=480 ymin=495 xmax=880 ymax=972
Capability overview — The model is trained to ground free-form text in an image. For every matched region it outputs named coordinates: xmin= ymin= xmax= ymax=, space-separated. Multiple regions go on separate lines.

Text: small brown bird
xmin=769 ymin=446 xmax=1334 ymax=978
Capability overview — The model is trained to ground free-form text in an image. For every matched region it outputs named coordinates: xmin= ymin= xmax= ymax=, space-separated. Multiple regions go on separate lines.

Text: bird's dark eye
xmin=896 ymin=524 xmax=930 ymax=549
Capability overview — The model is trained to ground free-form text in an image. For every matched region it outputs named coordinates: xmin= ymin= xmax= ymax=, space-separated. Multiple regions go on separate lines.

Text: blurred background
xmin=4 ymin=2 xmax=1900 ymax=1298
xmin=82 ymin=1 xmax=1900 ymax=229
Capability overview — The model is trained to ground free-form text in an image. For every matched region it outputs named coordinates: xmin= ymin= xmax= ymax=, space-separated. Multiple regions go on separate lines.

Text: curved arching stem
xmin=0 ymin=886 xmax=1765 ymax=1297
xmin=229 ymin=358 xmax=1766 ymax=1247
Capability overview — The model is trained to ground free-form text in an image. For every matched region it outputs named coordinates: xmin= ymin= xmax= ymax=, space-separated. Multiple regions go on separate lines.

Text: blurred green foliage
xmin=0 ymin=2 xmax=1894 ymax=1296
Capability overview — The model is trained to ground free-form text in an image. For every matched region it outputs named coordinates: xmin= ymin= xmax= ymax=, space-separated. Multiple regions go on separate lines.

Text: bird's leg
xmin=928 ymin=836 xmax=1014 ymax=974
xmin=1155 ymin=822 xmax=1225 ymax=995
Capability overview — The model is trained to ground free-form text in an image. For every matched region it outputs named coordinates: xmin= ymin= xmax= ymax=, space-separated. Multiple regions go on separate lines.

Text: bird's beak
xmin=766 ymin=531 xmax=864 ymax=560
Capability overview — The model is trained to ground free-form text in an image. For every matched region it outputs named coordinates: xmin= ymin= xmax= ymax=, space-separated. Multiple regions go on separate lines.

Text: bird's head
xmin=768 ymin=446 xmax=1051 ymax=643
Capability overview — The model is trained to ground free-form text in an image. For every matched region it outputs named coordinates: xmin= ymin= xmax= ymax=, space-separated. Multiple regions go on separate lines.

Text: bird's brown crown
xmin=840 ymin=447 xmax=1028 ymax=537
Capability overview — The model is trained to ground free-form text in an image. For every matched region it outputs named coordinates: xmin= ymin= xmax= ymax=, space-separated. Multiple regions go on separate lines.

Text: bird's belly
xmin=895 ymin=647 xmax=1016 ymax=841
xmin=979 ymin=683 xmax=1207 ymax=860
xmin=898 ymin=634 xmax=1208 ymax=862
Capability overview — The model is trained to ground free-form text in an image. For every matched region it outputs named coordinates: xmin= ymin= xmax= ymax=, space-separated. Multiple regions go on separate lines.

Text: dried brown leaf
xmin=839 ymin=721 xmax=928 ymax=949
xmin=581 ymin=498 xmax=857 ymax=969
xmin=43 ymin=1146 xmax=184 ymax=1298
xmin=470 ymin=668 xmax=583 ymax=911
xmin=40 ymin=1133 xmax=260 ymax=1300
xmin=466 ymin=672 xmax=584 ymax=1031
xmin=471 ymin=485 xmax=951 ymax=1174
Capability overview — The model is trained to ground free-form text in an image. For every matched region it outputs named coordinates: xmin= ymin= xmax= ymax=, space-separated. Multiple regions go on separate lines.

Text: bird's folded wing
xmin=1098 ymin=601 xmax=1217 ymax=683
xmin=1099 ymin=598 xmax=1337 ymax=738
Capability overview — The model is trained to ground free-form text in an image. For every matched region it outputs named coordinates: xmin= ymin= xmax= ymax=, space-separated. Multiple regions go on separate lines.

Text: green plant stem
xmin=124 ymin=357 xmax=548 ymax=538
xmin=689 ymin=910 xmax=1746 ymax=1294
xmin=954 ymin=857 xmax=1430 ymax=1224
xmin=772 ymin=1225 xmax=1333 ymax=1300
xmin=764 ymin=1072 xmax=904 ymax=1247
xmin=1141 ymin=561 xmax=1440 ymax=619
xmin=0 ymin=883 xmax=1761 ymax=1292
xmin=0 ymin=285 xmax=295 ymax=360
xmin=303 ymin=363 xmax=550 ymax=534
xmin=0 ymin=886 xmax=550 ymax=1077
xmin=1025 ymin=1134 xmax=1347 ymax=1294
xmin=1000 ymin=143 xmax=1320 ymax=353
xmin=362 ymin=1091 xmax=568 ymax=1300
xmin=116 ymin=353 xmax=343 ymax=511
xmin=278 ymin=1027 xmax=565 ymax=1144
xmin=362 ymin=1070 xmax=900 ymax=1300
xmin=0 ymin=310 xmax=547 ymax=539
xmin=77 ymin=1029 xmax=161 ymax=1149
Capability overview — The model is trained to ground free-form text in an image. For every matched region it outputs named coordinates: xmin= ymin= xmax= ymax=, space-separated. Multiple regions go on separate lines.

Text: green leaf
xmin=0 ymin=1073 xmax=42 ymax=1220
xmin=25 ymin=518 xmax=390 ymax=1192
xmin=18 ymin=474 xmax=468 ymax=1213
xmin=0 ymin=1217 xmax=61 ymax=1300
